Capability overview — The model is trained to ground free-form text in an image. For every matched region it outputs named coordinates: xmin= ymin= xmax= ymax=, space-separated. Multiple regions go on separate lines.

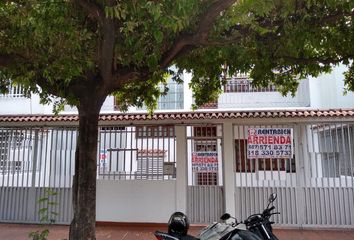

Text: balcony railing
xmin=198 ymin=101 xmax=218 ymax=109
xmin=224 ymin=77 xmax=276 ymax=93
xmin=0 ymin=85 xmax=25 ymax=98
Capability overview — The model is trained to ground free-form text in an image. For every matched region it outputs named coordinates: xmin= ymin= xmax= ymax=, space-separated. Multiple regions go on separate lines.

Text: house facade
xmin=0 ymin=66 xmax=354 ymax=228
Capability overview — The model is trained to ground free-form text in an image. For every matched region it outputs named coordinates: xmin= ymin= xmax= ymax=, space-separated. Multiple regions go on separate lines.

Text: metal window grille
xmin=0 ymin=127 xmax=76 ymax=224
xmin=187 ymin=125 xmax=222 ymax=186
xmin=186 ymin=125 xmax=225 ymax=223
xmin=235 ymin=139 xmax=290 ymax=172
xmin=98 ymin=125 xmax=176 ymax=180
xmin=234 ymin=123 xmax=354 ymax=227
xmin=130 ymin=81 xmax=184 ymax=110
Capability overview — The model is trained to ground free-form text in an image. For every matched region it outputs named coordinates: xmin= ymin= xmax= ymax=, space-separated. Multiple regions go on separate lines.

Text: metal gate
xmin=186 ymin=125 xmax=225 ymax=223
xmin=0 ymin=127 xmax=75 ymax=224
xmin=234 ymin=123 xmax=354 ymax=228
xmin=1 ymin=124 xmax=177 ymax=224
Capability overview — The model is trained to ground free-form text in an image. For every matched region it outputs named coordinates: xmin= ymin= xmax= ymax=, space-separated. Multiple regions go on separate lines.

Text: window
xmin=317 ymin=125 xmax=353 ymax=177
xmin=0 ymin=160 xmax=22 ymax=172
xmin=10 ymin=132 xmax=25 ymax=149
xmin=192 ymin=126 xmax=219 ymax=185
xmin=0 ymin=129 xmax=34 ymax=172
xmin=0 ymin=131 xmax=10 ymax=171
xmin=235 ymin=139 xmax=292 ymax=172
xmin=193 ymin=126 xmax=217 ymax=137
xmin=136 ymin=125 xmax=174 ymax=138
xmin=100 ymin=126 xmax=126 ymax=132
xmin=197 ymin=172 xmax=218 ymax=185
xmin=128 ymin=80 xmax=184 ymax=111
xmin=136 ymin=149 xmax=166 ymax=180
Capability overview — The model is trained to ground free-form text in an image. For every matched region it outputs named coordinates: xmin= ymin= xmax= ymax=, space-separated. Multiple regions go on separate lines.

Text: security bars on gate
xmin=186 ymin=125 xmax=225 ymax=223
xmin=0 ymin=127 xmax=76 ymax=224
xmin=97 ymin=125 xmax=176 ymax=180
xmin=234 ymin=124 xmax=297 ymax=226
xmin=234 ymin=123 xmax=354 ymax=227
xmin=187 ymin=125 xmax=223 ymax=186
xmin=0 ymin=125 xmax=177 ymax=224
xmin=304 ymin=123 xmax=354 ymax=226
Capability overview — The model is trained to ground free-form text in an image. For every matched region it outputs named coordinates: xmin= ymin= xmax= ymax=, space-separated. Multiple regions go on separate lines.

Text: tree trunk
xmin=69 ymin=96 xmax=104 ymax=240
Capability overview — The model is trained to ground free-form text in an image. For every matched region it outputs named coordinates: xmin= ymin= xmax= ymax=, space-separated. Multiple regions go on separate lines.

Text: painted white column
xmin=175 ymin=125 xmax=187 ymax=213
xmin=294 ymin=124 xmax=306 ymax=225
xmin=223 ymin=122 xmax=236 ymax=215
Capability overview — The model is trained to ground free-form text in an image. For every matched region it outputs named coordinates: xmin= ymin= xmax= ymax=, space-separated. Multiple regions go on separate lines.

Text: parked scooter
xmin=154 ymin=193 xmax=279 ymax=240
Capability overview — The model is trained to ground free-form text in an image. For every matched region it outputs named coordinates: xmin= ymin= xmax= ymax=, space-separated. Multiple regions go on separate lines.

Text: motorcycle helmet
xmin=168 ymin=212 xmax=190 ymax=236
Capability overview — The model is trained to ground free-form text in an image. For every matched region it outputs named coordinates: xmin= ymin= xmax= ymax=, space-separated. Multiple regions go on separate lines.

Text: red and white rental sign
xmin=192 ymin=152 xmax=218 ymax=173
xmin=247 ymin=128 xmax=292 ymax=159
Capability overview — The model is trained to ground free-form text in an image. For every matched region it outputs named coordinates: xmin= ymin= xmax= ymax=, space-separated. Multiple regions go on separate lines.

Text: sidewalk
xmin=0 ymin=223 xmax=354 ymax=240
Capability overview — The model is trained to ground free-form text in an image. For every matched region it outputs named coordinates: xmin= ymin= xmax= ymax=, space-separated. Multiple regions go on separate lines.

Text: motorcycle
xmin=154 ymin=193 xmax=279 ymax=240
xmin=221 ymin=193 xmax=279 ymax=240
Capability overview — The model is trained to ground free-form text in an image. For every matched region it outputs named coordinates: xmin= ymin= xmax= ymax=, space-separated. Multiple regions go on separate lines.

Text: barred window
xmin=235 ymin=139 xmax=294 ymax=173
xmin=136 ymin=125 xmax=174 ymax=138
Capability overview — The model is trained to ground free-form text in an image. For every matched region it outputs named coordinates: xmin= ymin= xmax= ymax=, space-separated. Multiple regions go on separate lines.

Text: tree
xmin=0 ymin=0 xmax=353 ymax=239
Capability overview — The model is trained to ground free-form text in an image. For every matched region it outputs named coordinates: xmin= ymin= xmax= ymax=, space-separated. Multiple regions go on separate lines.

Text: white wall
xmin=183 ymin=71 xmax=193 ymax=110
xmin=0 ymin=94 xmax=52 ymax=115
xmin=309 ymin=65 xmax=354 ymax=108
xmin=96 ymin=180 xmax=177 ymax=223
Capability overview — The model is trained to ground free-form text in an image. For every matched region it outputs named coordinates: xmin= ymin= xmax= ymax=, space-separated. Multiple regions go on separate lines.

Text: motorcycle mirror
xmin=220 ymin=213 xmax=231 ymax=221
xmin=269 ymin=193 xmax=277 ymax=203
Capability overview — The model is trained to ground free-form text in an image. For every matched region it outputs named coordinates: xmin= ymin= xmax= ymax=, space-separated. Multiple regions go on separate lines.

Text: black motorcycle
xmin=154 ymin=193 xmax=279 ymax=240
xmin=221 ymin=193 xmax=279 ymax=240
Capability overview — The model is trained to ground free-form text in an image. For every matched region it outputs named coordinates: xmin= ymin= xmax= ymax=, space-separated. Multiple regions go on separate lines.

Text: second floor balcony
xmin=223 ymin=77 xmax=277 ymax=93
xmin=0 ymin=85 xmax=25 ymax=98
xmin=218 ymin=76 xmax=310 ymax=109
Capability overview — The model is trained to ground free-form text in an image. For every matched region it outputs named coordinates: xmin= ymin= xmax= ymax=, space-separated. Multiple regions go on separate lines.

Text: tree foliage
xmin=1 ymin=0 xmax=353 ymax=109
xmin=0 ymin=1 xmax=353 ymax=239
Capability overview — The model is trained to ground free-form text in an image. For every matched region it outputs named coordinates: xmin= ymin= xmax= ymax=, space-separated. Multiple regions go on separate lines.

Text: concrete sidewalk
xmin=0 ymin=223 xmax=354 ymax=240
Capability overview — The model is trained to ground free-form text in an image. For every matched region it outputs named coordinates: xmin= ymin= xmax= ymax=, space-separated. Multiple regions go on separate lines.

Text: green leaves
xmin=28 ymin=188 xmax=59 ymax=240
xmin=1 ymin=0 xmax=353 ymax=112
xmin=344 ymin=63 xmax=354 ymax=93
xmin=175 ymin=0 xmax=354 ymax=107
xmin=1 ymin=0 xmax=94 ymax=107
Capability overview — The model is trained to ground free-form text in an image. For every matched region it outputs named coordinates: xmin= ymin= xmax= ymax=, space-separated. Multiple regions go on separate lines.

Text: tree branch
xmin=110 ymin=66 xmax=151 ymax=92
xmin=72 ymin=0 xmax=104 ymax=24
xmin=0 ymin=53 xmax=27 ymax=68
xmin=0 ymin=54 xmax=13 ymax=68
xmin=160 ymin=0 xmax=238 ymax=68
xmin=98 ymin=0 xmax=116 ymax=86
xmin=108 ymin=0 xmax=239 ymax=91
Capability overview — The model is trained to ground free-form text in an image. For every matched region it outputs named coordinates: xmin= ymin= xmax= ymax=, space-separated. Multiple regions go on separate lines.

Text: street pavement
xmin=0 ymin=223 xmax=354 ymax=240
